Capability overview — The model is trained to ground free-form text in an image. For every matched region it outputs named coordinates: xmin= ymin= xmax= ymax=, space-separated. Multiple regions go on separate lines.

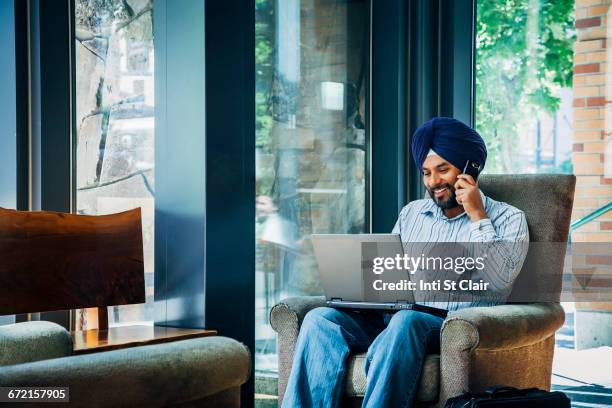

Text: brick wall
xmin=573 ymin=0 xmax=612 ymax=242
xmin=572 ymin=0 xmax=612 ymax=348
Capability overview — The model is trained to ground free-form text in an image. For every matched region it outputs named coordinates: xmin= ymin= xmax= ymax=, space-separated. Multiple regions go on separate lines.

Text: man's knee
xmin=387 ymin=310 xmax=440 ymax=335
xmin=302 ymin=307 xmax=344 ymax=330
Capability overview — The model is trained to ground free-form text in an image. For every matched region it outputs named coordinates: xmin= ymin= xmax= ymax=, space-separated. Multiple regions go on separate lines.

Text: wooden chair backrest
xmin=0 ymin=207 xmax=145 ymax=324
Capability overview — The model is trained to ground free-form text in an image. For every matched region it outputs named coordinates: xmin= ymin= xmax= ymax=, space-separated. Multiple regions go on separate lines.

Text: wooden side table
xmin=72 ymin=325 xmax=217 ymax=355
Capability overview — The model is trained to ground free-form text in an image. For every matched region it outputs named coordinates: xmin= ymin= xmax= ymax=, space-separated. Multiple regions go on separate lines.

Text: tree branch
xmin=78 ymin=168 xmax=154 ymax=192
xmin=76 ymin=37 xmax=106 ymax=62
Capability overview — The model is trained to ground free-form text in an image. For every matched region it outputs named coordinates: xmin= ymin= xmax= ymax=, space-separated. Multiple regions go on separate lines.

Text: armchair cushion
xmin=0 ymin=321 xmax=72 ymax=366
xmin=345 ymin=353 xmax=440 ymax=402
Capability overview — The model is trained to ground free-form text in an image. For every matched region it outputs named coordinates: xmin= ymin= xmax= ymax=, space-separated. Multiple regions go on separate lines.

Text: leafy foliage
xmin=476 ymin=0 xmax=574 ymax=173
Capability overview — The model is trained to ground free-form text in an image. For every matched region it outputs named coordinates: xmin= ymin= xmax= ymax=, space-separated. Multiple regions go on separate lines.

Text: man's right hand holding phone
xmin=455 ymin=166 xmax=487 ymax=223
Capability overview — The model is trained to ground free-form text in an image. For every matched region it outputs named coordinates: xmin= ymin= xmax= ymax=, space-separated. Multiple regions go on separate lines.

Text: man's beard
xmin=427 ymin=183 xmax=459 ymax=210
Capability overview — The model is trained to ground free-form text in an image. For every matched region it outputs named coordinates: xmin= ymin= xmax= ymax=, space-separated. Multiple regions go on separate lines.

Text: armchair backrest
xmin=477 ymin=174 xmax=576 ymax=302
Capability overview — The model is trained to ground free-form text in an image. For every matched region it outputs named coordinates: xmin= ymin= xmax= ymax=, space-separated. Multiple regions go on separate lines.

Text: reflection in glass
xmin=74 ymin=0 xmax=154 ymax=327
xmin=255 ymin=0 xmax=369 ymax=399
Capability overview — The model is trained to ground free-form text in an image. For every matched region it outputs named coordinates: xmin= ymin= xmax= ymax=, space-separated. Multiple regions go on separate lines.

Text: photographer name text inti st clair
xmin=371 ymin=253 xmax=491 ymax=291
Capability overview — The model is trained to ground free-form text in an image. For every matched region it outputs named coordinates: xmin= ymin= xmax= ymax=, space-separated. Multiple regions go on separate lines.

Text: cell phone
xmin=462 ymin=160 xmax=482 ymax=181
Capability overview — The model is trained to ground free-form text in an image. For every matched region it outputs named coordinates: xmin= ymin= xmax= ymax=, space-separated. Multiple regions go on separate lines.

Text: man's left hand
xmin=454 ymin=174 xmax=488 ymax=223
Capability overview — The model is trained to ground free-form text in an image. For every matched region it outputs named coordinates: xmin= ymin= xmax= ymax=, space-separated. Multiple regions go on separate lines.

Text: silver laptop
xmin=311 ymin=234 xmax=447 ymax=317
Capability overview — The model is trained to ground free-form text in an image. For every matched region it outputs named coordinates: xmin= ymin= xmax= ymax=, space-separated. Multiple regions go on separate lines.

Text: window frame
xmin=11 ymin=0 xmax=75 ymax=329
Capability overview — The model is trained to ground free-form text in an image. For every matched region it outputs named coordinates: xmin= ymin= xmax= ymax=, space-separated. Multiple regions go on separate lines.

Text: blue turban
xmin=411 ymin=117 xmax=487 ymax=173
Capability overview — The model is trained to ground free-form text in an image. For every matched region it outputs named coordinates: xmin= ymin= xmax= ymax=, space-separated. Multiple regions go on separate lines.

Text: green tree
xmin=476 ymin=0 xmax=574 ymax=173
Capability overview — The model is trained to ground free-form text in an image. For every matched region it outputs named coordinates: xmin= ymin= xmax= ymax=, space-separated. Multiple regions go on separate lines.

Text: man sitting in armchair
xmin=282 ymin=117 xmax=530 ymax=408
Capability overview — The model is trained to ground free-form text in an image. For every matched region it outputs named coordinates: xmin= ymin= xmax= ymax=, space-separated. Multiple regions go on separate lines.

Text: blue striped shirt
xmin=392 ymin=190 xmax=529 ymax=311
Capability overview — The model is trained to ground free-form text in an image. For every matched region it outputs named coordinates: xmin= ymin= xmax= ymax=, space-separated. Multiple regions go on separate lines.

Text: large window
xmin=74 ymin=0 xmax=154 ymax=327
xmin=255 ymin=0 xmax=370 ymax=400
xmin=476 ymin=0 xmax=575 ymax=174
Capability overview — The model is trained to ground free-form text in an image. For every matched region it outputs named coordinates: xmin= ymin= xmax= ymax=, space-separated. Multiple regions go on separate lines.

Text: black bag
xmin=444 ymin=386 xmax=571 ymax=408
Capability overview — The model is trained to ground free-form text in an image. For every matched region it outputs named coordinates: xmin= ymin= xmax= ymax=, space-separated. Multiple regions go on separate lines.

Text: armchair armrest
xmin=0 ymin=321 xmax=72 ymax=366
xmin=442 ymin=303 xmax=565 ymax=351
xmin=438 ymin=303 xmax=565 ymax=408
xmin=269 ymin=296 xmax=326 ymax=333
xmin=270 ymin=296 xmax=326 ymax=404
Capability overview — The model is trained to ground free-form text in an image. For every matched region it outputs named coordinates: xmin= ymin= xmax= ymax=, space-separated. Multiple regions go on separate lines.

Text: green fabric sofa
xmin=0 ymin=321 xmax=250 ymax=407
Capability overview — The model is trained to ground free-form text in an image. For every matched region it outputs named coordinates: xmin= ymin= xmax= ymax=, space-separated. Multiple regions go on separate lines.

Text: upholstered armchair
xmin=270 ymin=174 xmax=575 ymax=407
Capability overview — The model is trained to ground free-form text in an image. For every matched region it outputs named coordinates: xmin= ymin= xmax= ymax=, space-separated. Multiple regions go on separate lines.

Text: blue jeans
xmin=281 ymin=307 xmax=443 ymax=408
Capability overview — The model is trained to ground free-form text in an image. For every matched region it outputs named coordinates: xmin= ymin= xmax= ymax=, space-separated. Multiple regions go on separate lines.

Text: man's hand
xmin=454 ymin=174 xmax=488 ymax=223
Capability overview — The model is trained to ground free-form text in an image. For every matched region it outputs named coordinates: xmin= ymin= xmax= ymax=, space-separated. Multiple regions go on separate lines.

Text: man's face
xmin=422 ymin=154 xmax=462 ymax=209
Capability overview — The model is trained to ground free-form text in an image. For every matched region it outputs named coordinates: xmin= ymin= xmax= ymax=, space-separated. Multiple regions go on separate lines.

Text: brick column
xmin=572 ymin=0 xmax=612 ymax=349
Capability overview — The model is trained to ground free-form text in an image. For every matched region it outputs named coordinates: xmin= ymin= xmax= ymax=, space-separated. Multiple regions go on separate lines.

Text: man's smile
xmin=431 ymin=185 xmax=450 ymax=199
xmin=426 ymin=181 xmax=459 ymax=210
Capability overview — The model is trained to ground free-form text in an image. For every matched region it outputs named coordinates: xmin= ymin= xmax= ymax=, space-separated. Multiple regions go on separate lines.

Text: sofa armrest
xmin=437 ymin=303 xmax=565 ymax=408
xmin=0 ymin=336 xmax=250 ymax=407
xmin=0 ymin=321 xmax=72 ymax=366
xmin=442 ymin=303 xmax=565 ymax=351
